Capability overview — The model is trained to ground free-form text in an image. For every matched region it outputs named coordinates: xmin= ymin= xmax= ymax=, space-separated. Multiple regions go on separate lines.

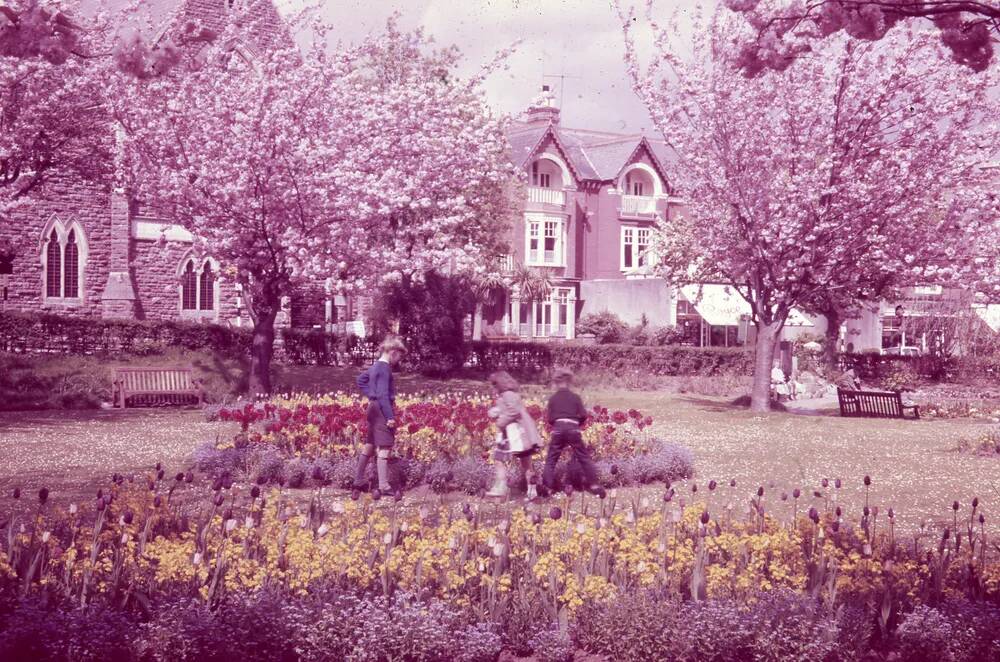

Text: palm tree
xmin=470 ymin=266 xmax=510 ymax=341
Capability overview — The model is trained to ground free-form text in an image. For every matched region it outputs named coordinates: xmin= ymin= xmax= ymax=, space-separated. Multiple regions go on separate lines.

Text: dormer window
xmin=531 ymin=162 xmax=552 ymax=188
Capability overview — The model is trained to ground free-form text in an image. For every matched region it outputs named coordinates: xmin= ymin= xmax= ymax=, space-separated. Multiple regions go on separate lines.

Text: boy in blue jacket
xmin=353 ymin=335 xmax=407 ymax=501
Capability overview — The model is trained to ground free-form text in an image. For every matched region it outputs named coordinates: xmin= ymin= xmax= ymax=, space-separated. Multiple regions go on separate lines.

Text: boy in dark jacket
xmin=352 ymin=335 xmax=406 ymax=501
xmin=542 ymin=368 xmax=605 ymax=497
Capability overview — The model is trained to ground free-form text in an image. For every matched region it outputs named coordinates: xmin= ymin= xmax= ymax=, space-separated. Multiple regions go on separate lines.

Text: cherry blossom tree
xmin=723 ymin=0 xmax=1000 ymax=74
xmin=622 ymin=4 xmax=1000 ymax=411
xmin=115 ymin=11 xmax=517 ymax=394
xmin=0 ymin=1 xmax=116 ymax=221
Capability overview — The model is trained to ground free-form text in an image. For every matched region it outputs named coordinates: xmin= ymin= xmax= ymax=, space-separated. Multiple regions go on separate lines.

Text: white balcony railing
xmin=497 ymin=254 xmax=515 ymax=273
xmin=620 ymin=194 xmax=657 ymax=216
xmin=527 ymin=186 xmax=565 ymax=206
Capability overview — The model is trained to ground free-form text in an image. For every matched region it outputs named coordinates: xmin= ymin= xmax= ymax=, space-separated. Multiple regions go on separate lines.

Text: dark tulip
xmin=863 ymin=475 xmax=871 ymax=487
xmin=979 ymin=514 xmax=986 ymax=525
xmin=700 ymin=511 xmax=710 ymax=525
xmin=372 ymin=489 xmax=382 ymax=501
xmin=873 ymin=506 xmax=879 ymax=517
xmin=953 ymin=501 xmax=960 ymax=512
xmin=691 ymin=483 xmax=698 ymax=494
xmin=781 ymin=492 xmax=788 ymax=502
xmin=730 ymin=479 xmax=736 ymax=487
xmin=157 ymin=469 xmax=165 ymax=481
xmin=461 ymin=503 xmax=472 ymax=516
xmin=836 ymin=506 xmax=842 ymax=517
xmin=708 ymin=480 xmax=717 ymax=491
xmin=832 ymin=521 xmax=840 ymax=532
xmin=943 ymin=528 xmax=951 ymax=541
xmin=276 ymin=477 xmax=285 ymax=488
xmin=175 ymin=472 xmax=184 ymax=482
xmin=155 ymin=462 xmax=162 ymax=472
xmin=153 ymin=495 xmax=162 ymax=509
xmin=97 ymin=488 xmax=103 ymax=500
xmin=549 ymin=506 xmax=562 ymax=520
xmin=792 ymin=488 xmax=800 ymax=499
xmin=250 ymin=486 xmax=260 ymax=499
xmin=222 ymin=477 xmax=234 ymax=490
xmin=663 ymin=490 xmax=673 ymax=503
xmin=350 ymin=490 xmax=359 ymax=502
xmin=531 ymin=513 xmax=542 ymax=526
xmin=256 ymin=475 xmax=267 ymax=485
xmin=835 ymin=478 xmax=842 ymax=489
xmin=564 ymin=485 xmax=574 ymax=497
xmin=888 ymin=508 xmax=895 ymax=519
xmin=444 ymin=471 xmax=454 ymax=483
xmin=821 ymin=478 xmax=829 ymax=488
xmin=11 ymin=488 xmax=19 ymax=499
xmin=757 ymin=486 xmax=764 ymax=497
xmin=212 ymin=478 xmax=223 ymax=492
xmin=863 ymin=506 xmax=870 ymax=517
xmin=609 ymin=464 xmax=619 ymax=476
xmin=213 ymin=494 xmax=224 ymax=507
xmin=664 ymin=480 xmax=671 ymax=490
xmin=972 ymin=497 xmax=979 ymax=509
xmin=148 ymin=481 xmax=155 ymax=492
xmin=184 ymin=472 xmax=194 ymax=483
xmin=813 ymin=491 xmax=822 ymax=499
xmin=223 ymin=508 xmax=233 ymax=521
xmin=808 ymin=507 xmax=819 ymax=523
xmin=123 ymin=510 xmax=134 ymax=525
xmin=95 ymin=497 xmax=105 ymax=512
xmin=38 ymin=488 xmax=49 ymax=505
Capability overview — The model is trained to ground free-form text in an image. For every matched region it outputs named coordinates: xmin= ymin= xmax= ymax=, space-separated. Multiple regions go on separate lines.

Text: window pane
xmin=46 ymin=230 xmax=61 ymax=298
xmin=199 ymin=262 xmax=215 ymax=310
xmin=182 ymin=262 xmax=198 ymax=310
xmin=63 ymin=230 xmax=79 ymax=298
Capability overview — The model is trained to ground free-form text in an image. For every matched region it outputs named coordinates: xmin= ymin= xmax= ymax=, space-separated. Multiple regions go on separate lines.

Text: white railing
xmin=497 ymin=254 xmax=515 ymax=273
xmin=620 ymin=194 xmax=657 ymax=216
xmin=527 ymin=187 xmax=565 ymax=206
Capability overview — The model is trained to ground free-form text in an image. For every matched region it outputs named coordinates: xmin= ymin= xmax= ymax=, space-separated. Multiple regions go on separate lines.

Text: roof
xmin=507 ymin=119 xmax=675 ymax=187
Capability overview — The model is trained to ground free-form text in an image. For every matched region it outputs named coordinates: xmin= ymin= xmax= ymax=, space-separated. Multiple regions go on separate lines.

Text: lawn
xmin=2 ymin=372 xmax=997 ymax=535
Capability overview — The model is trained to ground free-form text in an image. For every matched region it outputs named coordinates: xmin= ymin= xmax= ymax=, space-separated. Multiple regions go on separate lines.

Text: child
xmin=486 ymin=371 xmax=542 ymax=499
xmin=541 ymin=368 xmax=604 ymax=497
xmin=353 ymin=335 xmax=406 ymax=501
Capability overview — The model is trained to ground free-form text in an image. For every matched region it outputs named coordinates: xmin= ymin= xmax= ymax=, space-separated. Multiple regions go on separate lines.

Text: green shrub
xmin=577 ymin=311 xmax=628 ymax=344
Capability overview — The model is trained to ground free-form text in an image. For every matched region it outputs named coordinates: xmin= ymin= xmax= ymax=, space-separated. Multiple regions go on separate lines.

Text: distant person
xmin=835 ymin=368 xmax=861 ymax=391
xmin=542 ymin=368 xmax=605 ymax=498
xmin=771 ymin=362 xmax=790 ymax=400
xmin=352 ymin=336 xmax=406 ymax=501
xmin=485 ymin=371 xmax=542 ymax=499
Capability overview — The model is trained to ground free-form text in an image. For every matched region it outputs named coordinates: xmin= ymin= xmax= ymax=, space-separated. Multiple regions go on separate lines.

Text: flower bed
xmin=2 ymin=475 xmax=1000 ymax=660
xmin=199 ymin=395 xmax=693 ymax=493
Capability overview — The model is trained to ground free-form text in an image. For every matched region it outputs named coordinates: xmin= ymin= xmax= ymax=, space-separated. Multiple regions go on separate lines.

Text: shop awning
xmin=681 ymin=285 xmax=750 ymax=326
xmin=975 ymin=304 xmax=1000 ymax=333
xmin=680 ymin=284 xmax=814 ymax=327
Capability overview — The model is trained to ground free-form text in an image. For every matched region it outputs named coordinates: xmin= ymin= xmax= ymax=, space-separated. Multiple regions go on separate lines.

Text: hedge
xmin=466 ymin=341 xmax=754 ymax=378
xmin=0 ymin=312 xmax=253 ymax=357
xmin=836 ymin=353 xmax=1000 ymax=382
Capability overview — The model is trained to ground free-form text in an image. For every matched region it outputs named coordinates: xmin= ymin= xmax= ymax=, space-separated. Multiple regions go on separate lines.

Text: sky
xmin=274 ymin=0 xmax=705 ymax=134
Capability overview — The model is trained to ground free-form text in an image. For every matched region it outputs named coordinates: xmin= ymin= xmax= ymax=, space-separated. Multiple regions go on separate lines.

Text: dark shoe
xmin=350 ymin=488 xmax=361 ymax=501
xmin=589 ymin=485 xmax=607 ymax=499
xmin=372 ymin=488 xmax=382 ymax=501
xmin=393 ymin=487 xmax=403 ymax=502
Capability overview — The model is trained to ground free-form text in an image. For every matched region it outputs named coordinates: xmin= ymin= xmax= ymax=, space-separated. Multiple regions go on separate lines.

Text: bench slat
xmin=837 ymin=388 xmax=915 ymax=420
xmin=113 ymin=367 xmax=201 ymax=409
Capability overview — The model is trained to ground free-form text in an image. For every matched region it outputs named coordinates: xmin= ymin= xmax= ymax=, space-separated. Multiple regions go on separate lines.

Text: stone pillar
xmin=549 ymin=290 xmax=559 ymax=338
xmin=566 ymin=291 xmax=576 ymax=340
xmin=100 ymin=188 xmax=137 ymax=319
xmin=510 ymin=296 xmax=521 ymax=338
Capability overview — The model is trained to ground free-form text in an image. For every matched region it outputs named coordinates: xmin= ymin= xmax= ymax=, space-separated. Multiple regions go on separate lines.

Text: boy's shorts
xmin=366 ymin=401 xmax=395 ymax=448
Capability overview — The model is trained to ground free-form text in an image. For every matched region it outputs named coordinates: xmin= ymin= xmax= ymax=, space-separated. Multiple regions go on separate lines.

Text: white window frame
xmin=525 ymin=213 xmax=566 ymax=267
xmin=621 ymin=226 xmax=652 ymax=271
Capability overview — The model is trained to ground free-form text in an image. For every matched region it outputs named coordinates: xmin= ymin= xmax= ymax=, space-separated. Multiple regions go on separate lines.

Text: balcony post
xmin=549 ymin=289 xmax=559 ymax=338
xmin=566 ymin=291 xmax=576 ymax=340
xmin=511 ymin=295 xmax=521 ymax=338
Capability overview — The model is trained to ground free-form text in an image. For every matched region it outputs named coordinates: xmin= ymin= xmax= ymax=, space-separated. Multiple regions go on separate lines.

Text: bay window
xmin=525 ymin=214 xmax=565 ymax=267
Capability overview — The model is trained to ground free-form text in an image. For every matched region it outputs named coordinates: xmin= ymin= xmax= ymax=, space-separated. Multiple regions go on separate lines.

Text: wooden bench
xmin=837 ymin=388 xmax=919 ymax=420
xmin=112 ymin=367 xmax=204 ymax=409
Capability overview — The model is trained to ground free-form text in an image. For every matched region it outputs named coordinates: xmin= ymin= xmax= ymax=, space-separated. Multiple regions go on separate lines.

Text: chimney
xmin=525 ymin=84 xmax=560 ymax=126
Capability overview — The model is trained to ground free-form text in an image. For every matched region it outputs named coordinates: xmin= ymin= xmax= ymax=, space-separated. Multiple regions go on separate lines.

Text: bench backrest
xmin=115 ymin=368 xmax=195 ymax=393
xmin=838 ymin=389 xmax=903 ymax=418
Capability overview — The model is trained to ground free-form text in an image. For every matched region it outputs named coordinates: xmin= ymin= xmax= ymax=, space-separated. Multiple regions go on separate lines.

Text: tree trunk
xmin=472 ymin=301 xmax=484 ymax=341
xmin=248 ymin=301 xmax=278 ymax=397
xmin=750 ymin=319 xmax=782 ymax=412
xmin=822 ymin=308 xmax=841 ymax=373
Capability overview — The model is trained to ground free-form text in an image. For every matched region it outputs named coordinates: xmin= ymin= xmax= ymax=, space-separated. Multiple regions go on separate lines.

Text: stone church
xmin=0 ymin=0 xmax=353 ymax=331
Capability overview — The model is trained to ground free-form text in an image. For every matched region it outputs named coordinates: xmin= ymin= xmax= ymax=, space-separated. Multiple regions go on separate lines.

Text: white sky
xmin=276 ymin=0 xmax=708 ymax=133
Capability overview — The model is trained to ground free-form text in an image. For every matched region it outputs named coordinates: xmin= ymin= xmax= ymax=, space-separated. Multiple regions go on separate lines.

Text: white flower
xmin=193 ymin=552 xmax=202 ymax=566
xmin=41 ymin=531 xmax=50 ymax=543
xmin=382 ymin=532 xmax=393 ymax=545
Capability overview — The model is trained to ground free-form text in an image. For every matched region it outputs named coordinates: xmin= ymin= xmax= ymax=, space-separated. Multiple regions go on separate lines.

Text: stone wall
xmin=0 ymin=177 xmax=112 ymax=318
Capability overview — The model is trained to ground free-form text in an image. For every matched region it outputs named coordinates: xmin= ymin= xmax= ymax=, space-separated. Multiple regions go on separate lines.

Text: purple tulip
xmin=550 ymin=506 xmax=562 ymax=520
xmin=123 ymin=510 xmax=134 ymax=525
xmin=834 ymin=478 xmax=842 ymax=489
xmin=953 ymin=501 xmax=960 ymax=511
xmin=757 ymin=486 xmax=764 ymax=497
xmin=38 ymin=488 xmax=49 ymax=505
xmin=700 ymin=510 xmax=710 ymax=524
xmin=792 ymin=488 xmax=801 ymax=499
xmin=708 ymin=480 xmax=717 ymax=491
xmin=185 ymin=472 xmax=194 ymax=483
xmin=863 ymin=475 xmax=871 ymax=487
xmin=250 ymin=486 xmax=260 ymax=499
